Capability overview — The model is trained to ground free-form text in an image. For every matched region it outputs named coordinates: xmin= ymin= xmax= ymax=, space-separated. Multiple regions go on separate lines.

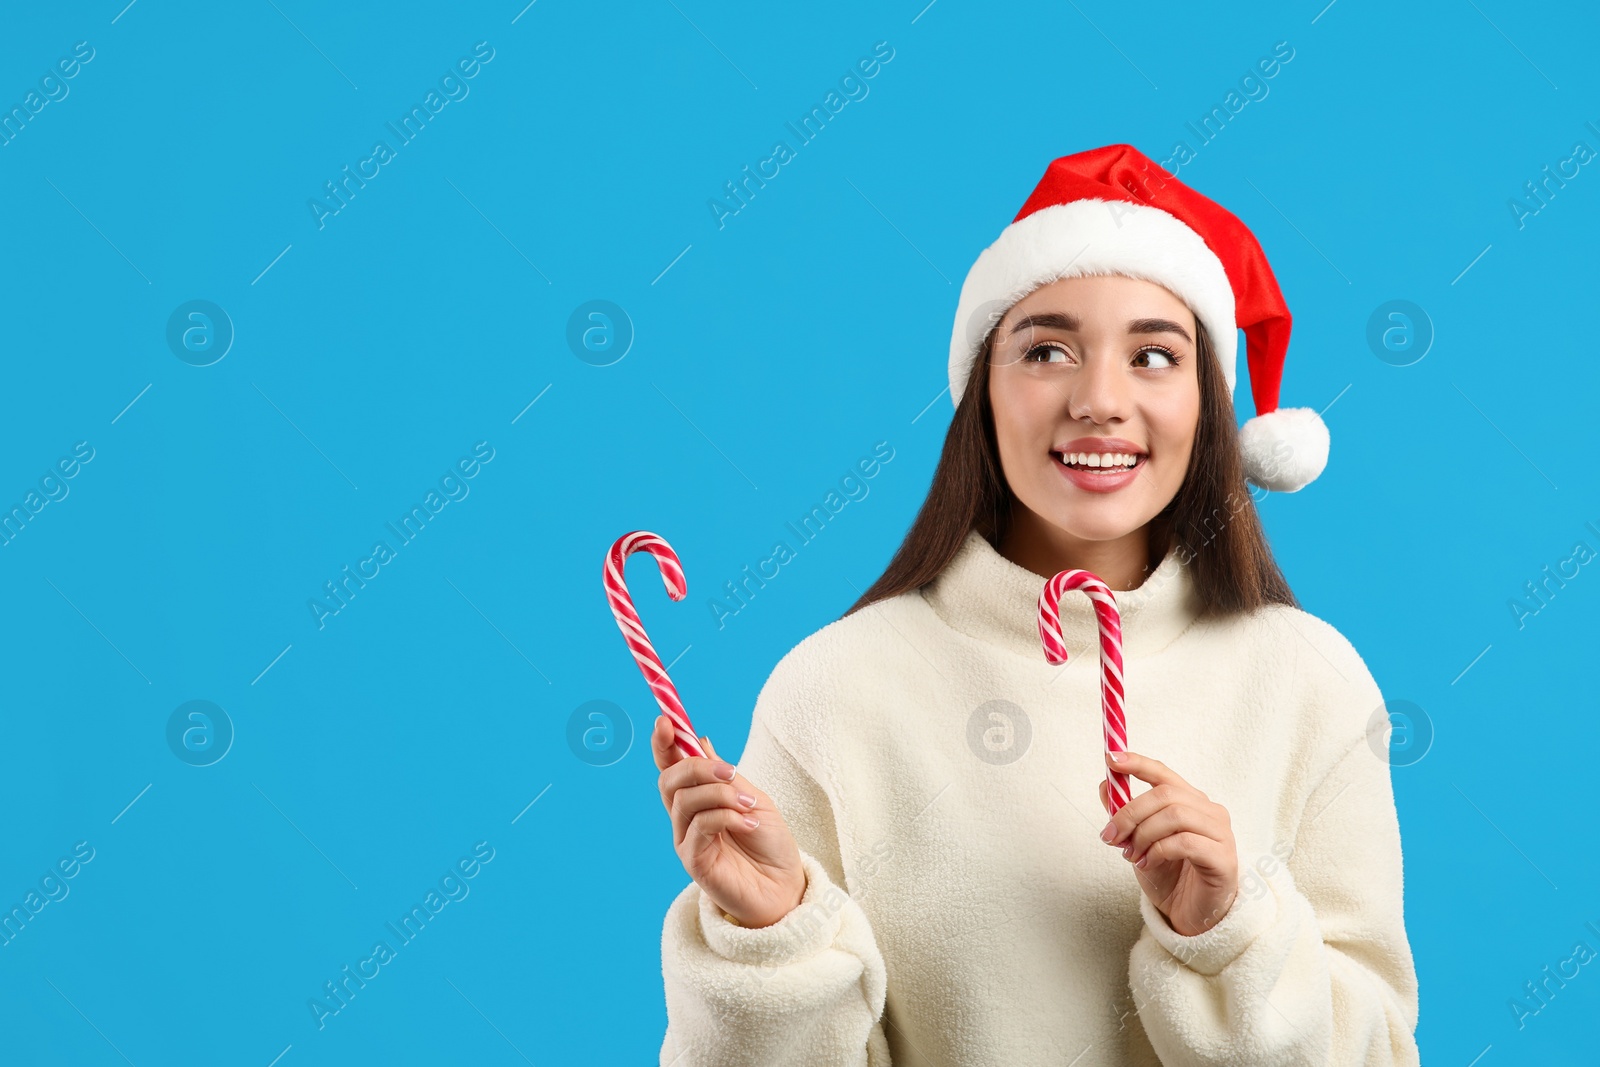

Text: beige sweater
xmin=660 ymin=528 xmax=1420 ymax=1065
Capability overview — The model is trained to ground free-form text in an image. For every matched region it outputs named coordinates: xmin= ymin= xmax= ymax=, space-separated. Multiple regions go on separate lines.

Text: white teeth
xmin=1057 ymin=451 xmax=1140 ymax=469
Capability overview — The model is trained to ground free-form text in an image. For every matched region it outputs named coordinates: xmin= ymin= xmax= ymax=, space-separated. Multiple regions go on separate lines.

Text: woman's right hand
xmin=652 ymin=715 xmax=807 ymax=929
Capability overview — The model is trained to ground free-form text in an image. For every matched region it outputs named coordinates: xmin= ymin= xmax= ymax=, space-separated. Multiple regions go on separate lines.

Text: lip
xmin=1053 ymin=437 xmax=1146 ymax=456
xmin=1051 ymin=437 xmax=1146 ymax=494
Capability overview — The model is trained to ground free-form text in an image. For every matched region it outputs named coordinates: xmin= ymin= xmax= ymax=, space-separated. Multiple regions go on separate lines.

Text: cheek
xmin=1147 ymin=388 xmax=1201 ymax=471
xmin=988 ymin=377 xmax=1049 ymax=460
xmin=986 ymin=374 xmax=1019 ymax=448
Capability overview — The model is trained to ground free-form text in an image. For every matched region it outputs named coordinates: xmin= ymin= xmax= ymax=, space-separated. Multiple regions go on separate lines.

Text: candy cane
xmin=604 ymin=531 xmax=706 ymax=760
xmin=1037 ymin=570 xmax=1131 ymax=815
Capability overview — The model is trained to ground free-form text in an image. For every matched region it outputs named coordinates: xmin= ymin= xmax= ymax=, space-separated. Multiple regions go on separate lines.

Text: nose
xmin=1067 ymin=347 xmax=1130 ymax=424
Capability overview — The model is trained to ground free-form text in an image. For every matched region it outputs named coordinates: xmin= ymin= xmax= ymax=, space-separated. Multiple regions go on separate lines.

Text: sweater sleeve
xmin=659 ymin=707 xmax=892 ymax=1067
xmin=1126 ymin=658 xmax=1421 ymax=1064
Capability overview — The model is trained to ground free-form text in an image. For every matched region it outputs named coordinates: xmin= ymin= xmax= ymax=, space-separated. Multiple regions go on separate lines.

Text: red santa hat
xmin=948 ymin=143 xmax=1328 ymax=493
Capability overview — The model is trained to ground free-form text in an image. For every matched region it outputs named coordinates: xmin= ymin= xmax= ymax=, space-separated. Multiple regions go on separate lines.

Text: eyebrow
xmin=1005 ymin=312 xmax=1193 ymax=345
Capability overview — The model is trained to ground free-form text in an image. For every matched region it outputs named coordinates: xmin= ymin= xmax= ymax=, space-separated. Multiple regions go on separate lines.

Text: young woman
xmin=652 ymin=145 xmax=1420 ymax=1066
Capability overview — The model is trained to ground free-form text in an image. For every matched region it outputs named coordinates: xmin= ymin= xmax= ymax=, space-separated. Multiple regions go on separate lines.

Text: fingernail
xmin=713 ymin=762 xmax=735 ymax=781
xmin=1100 ymin=820 xmax=1116 ymax=843
xmin=1135 ymin=854 xmax=1148 ymax=868
xmin=736 ymin=792 xmax=756 ymax=808
xmin=1122 ymin=845 xmax=1133 ymax=859
xmin=742 ymin=815 xmax=760 ymax=829
xmin=1109 ymin=751 xmax=1124 ymax=763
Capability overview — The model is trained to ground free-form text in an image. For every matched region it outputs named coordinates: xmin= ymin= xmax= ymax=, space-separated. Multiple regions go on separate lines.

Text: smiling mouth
xmin=1053 ymin=451 xmax=1146 ymax=473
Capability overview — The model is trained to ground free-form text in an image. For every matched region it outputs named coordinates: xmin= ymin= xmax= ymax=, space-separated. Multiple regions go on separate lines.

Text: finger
xmin=1105 ymin=749 xmax=1202 ymax=797
xmin=1102 ymin=784 xmax=1229 ymax=852
xmin=652 ymin=715 xmax=690 ymax=772
xmin=654 ymin=717 xmax=708 ymax=815
xmin=649 ymin=716 xmax=707 ymax=767
xmin=1123 ymin=804 xmax=1229 ymax=863
xmin=670 ymin=781 xmax=762 ymax=847
xmin=658 ymin=750 xmax=765 ymax=819
xmin=683 ymin=804 xmax=761 ymax=854
xmin=1101 ymin=782 xmax=1190 ymax=846
xmin=1133 ymin=830 xmax=1226 ymax=873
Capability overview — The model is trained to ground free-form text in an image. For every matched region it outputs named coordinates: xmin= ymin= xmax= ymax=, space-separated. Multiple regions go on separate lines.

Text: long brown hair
xmin=843 ymin=318 xmax=1299 ymax=619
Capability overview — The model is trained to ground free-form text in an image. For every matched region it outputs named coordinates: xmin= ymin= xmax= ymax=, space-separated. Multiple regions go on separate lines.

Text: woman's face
xmin=987 ymin=273 xmax=1202 ymax=545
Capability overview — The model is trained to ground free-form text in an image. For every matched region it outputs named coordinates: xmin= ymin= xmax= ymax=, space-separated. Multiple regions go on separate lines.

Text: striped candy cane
xmin=1037 ymin=570 xmax=1131 ymax=815
xmin=604 ymin=531 xmax=707 ymax=760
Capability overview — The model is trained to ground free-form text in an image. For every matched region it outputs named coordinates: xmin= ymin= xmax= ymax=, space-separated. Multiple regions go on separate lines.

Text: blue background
xmin=1 ymin=0 xmax=1596 ymax=1062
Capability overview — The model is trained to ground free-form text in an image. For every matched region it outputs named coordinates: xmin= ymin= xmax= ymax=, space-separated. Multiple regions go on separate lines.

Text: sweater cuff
xmin=697 ymin=849 xmax=846 ymax=968
xmin=1136 ymin=868 xmax=1279 ymax=976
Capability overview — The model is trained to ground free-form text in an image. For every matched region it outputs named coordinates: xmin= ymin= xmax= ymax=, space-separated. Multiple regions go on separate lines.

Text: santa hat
xmin=948 ymin=143 xmax=1328 ymax=493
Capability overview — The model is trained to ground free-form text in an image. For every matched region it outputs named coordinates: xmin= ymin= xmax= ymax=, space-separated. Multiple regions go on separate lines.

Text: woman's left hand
xmin=1097 ymin=749 xmax=1239 ymax=937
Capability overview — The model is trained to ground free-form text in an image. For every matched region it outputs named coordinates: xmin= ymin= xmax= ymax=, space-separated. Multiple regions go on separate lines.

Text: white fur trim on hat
xmin=948 ymin=198 xmax=1239 ymax=408
xmin=1239 ymin=407 xmax=1329 ymax=492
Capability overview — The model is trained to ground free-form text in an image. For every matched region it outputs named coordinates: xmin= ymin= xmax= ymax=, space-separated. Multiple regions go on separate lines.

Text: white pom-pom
xmin=1240 ymin=407 xmax=1329 ymax=492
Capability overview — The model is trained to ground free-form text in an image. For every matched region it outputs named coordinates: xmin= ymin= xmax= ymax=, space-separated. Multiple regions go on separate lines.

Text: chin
xmin=1040 ymin=507 xmax=1149 ymax=545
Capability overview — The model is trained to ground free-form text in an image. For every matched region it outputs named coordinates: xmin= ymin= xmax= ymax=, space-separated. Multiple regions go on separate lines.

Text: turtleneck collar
xmin=919 ymin=529 xmax=1203 ymax=663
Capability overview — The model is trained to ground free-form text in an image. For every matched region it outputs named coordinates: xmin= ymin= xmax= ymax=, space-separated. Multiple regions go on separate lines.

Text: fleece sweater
xmin=659 ymin=528 xmax=1420 ymax=1066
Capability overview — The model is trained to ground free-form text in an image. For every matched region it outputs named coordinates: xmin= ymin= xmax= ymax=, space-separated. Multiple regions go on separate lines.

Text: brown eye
xmin=1022 ymin=343 xmax=1070 ymax=364
xmin=1133 ymin=346 xmax=1181 ymax=368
